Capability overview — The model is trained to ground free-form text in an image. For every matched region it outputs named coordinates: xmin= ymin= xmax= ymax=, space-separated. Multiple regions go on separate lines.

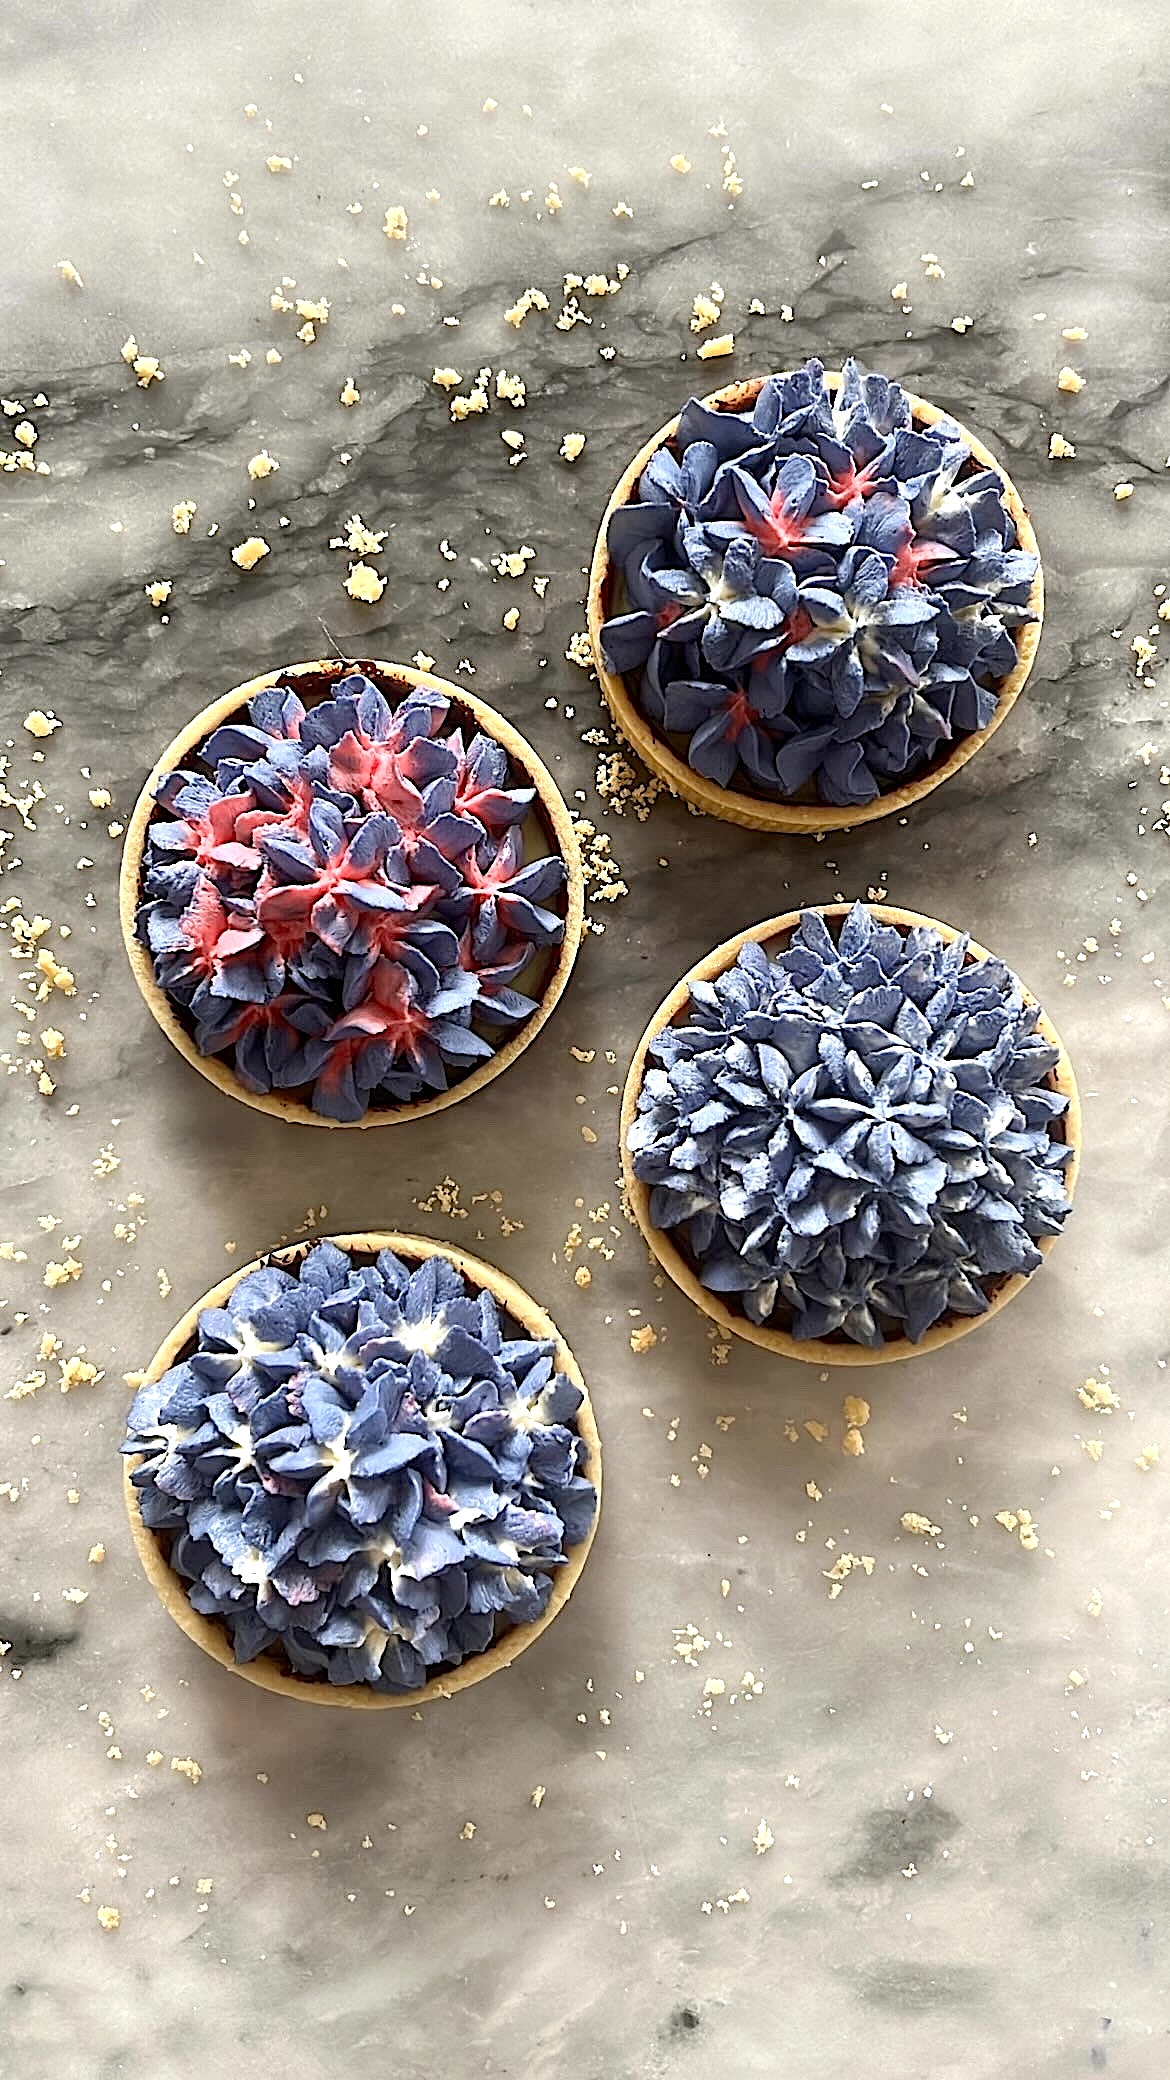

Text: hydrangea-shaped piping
xmin=599 ymin=358 xmax=1038 ymax=806
xmin=135 ymin=673 xmax=568 ymax=1119
xmin=627 ymin=904 xmax=1073 ymax=1347
xmin=124 ymin=1243 xmax=597 ymax=1691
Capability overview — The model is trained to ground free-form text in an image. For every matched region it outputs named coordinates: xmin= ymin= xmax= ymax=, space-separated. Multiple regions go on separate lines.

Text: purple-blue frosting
xmin=627 ymin=904 xmax=1073 ymax=1346
xmin=134 ymin=672 xmax=567 ymax=1120
xmin=123 ymin=1243 xmax=597 ymax=1691
xmin=599 ymin=358 xmax=1038 ymax=807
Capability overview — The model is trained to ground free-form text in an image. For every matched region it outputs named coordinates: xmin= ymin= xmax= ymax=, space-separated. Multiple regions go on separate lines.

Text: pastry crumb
xmin=344 ymin=562 xmax=386 ymax=603
xmin=231 ymin=537 xmax=270 ymax=571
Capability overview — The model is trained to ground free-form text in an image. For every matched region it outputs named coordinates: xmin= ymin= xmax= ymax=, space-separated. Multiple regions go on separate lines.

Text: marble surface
xmin=2 ymin=4 xmax=1169 ymax=2076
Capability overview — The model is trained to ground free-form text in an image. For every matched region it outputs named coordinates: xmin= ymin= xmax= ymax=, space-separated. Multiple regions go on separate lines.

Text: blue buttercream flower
xmin=627 ymin=904 xmax=1074 ymax=1347
xmin=135 ymin=672 xmax=569 ymax=1118
xmin=124 ymin=1244 xmax=597 ymax=1691
xmin=599 ymin=358 xmax=1039 ymax=807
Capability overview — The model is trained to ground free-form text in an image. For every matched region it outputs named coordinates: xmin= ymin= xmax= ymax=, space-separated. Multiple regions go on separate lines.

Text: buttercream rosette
xmin=123 ymin=1241 xmax=598 ymax=1693
xmin=626 ymin=904 xmax=1075 ymax=1348
xmin=133 ymin=672 xmax=568 ymax=1121
xmin=598 ymin=358 xmax=1038 ymax=808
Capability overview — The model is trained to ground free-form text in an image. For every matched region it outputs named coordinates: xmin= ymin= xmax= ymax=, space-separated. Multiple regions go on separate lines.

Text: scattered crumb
xmin=560 ymin=432 xmax=587 ymax=463
xmin=171 ymin=500 xmax=197 ymax=534
xmin=1048 ymin=432 xmax=1076 ymax=460
xmin=345 ymin=562 xmax=386 ymax=603
xmin=145 ymin=580 xmax=172 ymax=609
xmin=496 ymin=369 xmax=526 ymax=409
xmin=690 ymin=291 xmax=724 ymax=334
xmin=899 ymin=1512 xmax=941 ymax=1538
xmin=383 ymin=205 xmax=408 ymax=240
xmin=246 ymin=450 xmax=278 ymax=480
xmin=824 ymin=1552 xmax=874 ymax=1598
xmin=170 ymin=1756 xmax=203 ymax=1786
xmin=1056 ymin=366 xmax=1085 ymax=394
xmin=697 ymin=333 xmax=735 ymax=360
xmin=231 ymin=537 xmax=270 ymax=571
xmin=44 ymin=1257 xmax=83 ymax=1289
xmin=121 ymin=338 xmax=164 ymax=388
xmin=630 ymin=1325 xmax=658 ymax=1355
xmin=1078 ymin=1377 xmax=1120 ymax=1414
xmin=23 ymin=710 xmax=61 ymax=740
xmin=96 ymin=1906 xmax=120 ymax=1932
xmin=995 ymin=1507 xmax=1040 ymax=1551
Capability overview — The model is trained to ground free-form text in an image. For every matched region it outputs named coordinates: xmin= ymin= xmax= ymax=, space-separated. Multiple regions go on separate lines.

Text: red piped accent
xmin=889 ymin=532 xmax=952 ymax=591
xmin=334 ymin=961 xmax=430 ymax=1069
xmin=723 ymin=689 xmax=758 ymax=742
xmin=180 ymin=879 xmax=229 ymax=971
xmin=330 ymin=731 xmax=424 ymax=822
xmin=460 ymin=828 xmax=522 ymax=907
xmin=822 ymin=455 xmax=885 ymax=511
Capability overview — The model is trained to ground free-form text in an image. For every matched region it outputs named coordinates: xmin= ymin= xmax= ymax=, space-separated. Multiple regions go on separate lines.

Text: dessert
xmin=123 ymin=1236 xmax=600 ymax=1702
xmin=122 ymin=661 xmax=582 ymax=1123
xmin=589 ymin=359 xmax=1042 ymax=831
xmin=623 ymin=903 xmax=1078 ymax=1361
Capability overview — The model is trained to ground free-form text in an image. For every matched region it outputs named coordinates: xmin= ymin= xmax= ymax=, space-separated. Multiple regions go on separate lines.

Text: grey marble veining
xmin=1 ymin=4 xmax=1169 ymax=2077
